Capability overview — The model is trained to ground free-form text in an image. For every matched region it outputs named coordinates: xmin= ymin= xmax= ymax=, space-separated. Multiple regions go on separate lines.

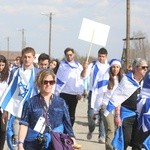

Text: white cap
xmin=110 ymin=59 xmax=121 ymax=67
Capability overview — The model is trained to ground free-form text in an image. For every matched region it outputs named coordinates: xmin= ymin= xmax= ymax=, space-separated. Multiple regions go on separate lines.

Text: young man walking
xmin=0 ymin=47 xmax=39 ymax=149
xmin=81 ymin=48 xmax=110 ymax=143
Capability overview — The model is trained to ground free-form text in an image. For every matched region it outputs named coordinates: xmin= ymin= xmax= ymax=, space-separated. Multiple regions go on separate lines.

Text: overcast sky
xmin=0 ymin=0 xmax=149 ymax=60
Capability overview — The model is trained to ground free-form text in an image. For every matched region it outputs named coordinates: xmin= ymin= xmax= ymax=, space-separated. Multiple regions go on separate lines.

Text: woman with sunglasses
xmin=18 ymin=69 xmax=76 ymax=150
xmin=0 ymin=55 xmax=9 ymax=150
xmin=104 ymin=58 xmax=148 ymax=150
xmin=136 ymin=70 xmax=150 ymax=149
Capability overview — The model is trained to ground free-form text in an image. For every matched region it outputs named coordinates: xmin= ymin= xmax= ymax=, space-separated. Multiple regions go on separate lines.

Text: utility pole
xmin=6 ymin=37 xmax=10 ymax=60
xmin=21 ymin=28 xmax=25 ymax=49
xmin=41 ymin=12 xmax=53 ymax=57
xmin=49 ymin=12 xmax=52 ymax=57
xmin=19 ymin=28 xmax=26 ymax=50
xmin=125 ymin=0 xmax=130 ymax=70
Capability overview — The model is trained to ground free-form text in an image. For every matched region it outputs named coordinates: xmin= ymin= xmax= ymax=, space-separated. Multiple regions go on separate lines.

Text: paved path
xmin=74 ymin=100 xmax=132 ymax=150
xmin=74 ymin=99 xmax=105 ymax=150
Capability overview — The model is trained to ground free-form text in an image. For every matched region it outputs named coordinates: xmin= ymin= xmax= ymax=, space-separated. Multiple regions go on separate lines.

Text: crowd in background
xmin=0 ymin=46 xmax=150 ymax=150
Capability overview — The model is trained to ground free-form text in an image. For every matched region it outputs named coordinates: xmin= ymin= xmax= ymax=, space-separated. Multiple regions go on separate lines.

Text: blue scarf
xmin=112 ymin=106 xmax=136 ymax=150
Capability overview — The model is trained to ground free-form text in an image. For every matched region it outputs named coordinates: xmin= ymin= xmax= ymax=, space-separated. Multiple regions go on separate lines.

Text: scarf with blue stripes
xmin=0 ymin=66 xmax=39 ymax=118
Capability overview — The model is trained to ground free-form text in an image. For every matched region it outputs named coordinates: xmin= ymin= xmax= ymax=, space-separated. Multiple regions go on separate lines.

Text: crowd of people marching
xmin=0 ymin=46 xmax=150 ymax=150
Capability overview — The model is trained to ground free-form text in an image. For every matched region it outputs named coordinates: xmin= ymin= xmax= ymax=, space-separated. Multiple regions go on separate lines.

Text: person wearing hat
xmin=102 ymin=59 xmax=123 ymax=150
xmin=104 ymin=58 xmax=148 ymax=150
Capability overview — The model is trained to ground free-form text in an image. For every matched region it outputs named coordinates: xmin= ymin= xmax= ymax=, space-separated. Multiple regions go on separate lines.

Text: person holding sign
xmin=81 ymin=48 xmax=109 ymax=143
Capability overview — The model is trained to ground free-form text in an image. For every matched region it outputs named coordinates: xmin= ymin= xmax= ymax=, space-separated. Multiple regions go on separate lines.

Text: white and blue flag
xmin=85 ymin=60 xmax=109 ymax=113
xmin=0 ymin=67 xmax=39 ymax=118
xmin=137 ymin=72 xmax=150 ymax=132
xmin=91 ymin=69 xmax=109 ymax=112
xmin=104 ymin=71 xmax=140 ymax=116
xmin=55 ymin=60 xmax=84 ymax=95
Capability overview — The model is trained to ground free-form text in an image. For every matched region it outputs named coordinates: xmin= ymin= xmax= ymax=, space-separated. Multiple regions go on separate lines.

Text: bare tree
xmin=130 ymin=31 xmax=150 ymax=64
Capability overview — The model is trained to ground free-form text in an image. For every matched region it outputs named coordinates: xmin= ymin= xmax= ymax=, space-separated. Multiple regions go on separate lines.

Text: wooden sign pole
xmin=86 ymin=30 xmax=95 ymax=62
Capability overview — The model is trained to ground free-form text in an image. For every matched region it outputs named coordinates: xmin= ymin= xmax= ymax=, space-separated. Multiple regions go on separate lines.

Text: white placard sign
xmin=78 ymin=18 xmax=110 ymax=47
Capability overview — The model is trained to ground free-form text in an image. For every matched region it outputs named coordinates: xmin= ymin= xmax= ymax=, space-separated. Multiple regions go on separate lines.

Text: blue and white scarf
xmin=91 ymin=68 xmax=109 ymax=112
xmin=87 ymin=61 xmax=109 ymax=113
xmin=55 ymin=60 xmax=83 ymax=95
xmin=104 ymin=71 xmax=140 ymax=116
xmin=0 ymin=66 xmax=39 ymax=118
xmin=137 ymin=72 xmax=150 ymax=132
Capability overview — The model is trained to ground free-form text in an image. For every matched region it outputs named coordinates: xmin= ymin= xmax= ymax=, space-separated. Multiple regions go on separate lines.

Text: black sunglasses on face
xmin=138 ymin=66 xmax=148 ymax=70
xmin=43 ymin=80 xmax=55 ymax=85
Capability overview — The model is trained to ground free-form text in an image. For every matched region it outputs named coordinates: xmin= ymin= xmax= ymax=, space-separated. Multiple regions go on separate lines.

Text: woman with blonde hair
xmin=18 ymin=69 xmax=75 ymax=150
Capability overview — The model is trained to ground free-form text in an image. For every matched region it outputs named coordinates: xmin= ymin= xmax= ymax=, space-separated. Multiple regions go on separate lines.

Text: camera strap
xmin=39 ymin=94 xmax=53 ymax=132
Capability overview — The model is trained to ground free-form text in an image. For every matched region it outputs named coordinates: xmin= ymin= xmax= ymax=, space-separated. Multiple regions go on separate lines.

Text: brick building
xmin=0 ymin=50 xmax=21 ymax=63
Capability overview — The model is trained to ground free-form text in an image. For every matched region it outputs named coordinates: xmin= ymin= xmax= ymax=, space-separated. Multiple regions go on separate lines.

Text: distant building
xmin=0 ymin=50 xmax=21 ymax=63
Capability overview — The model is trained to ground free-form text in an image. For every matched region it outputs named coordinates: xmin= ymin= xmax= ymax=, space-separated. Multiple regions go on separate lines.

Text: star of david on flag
xmin=18 ymin=81 xmax=28 ymax=98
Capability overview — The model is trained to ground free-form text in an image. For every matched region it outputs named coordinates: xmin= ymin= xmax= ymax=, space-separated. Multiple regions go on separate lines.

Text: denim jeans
xmin=87 ymin=91 xmax=105 ymax=138
xmin=12 ymin=117 xmax=20 ymax=150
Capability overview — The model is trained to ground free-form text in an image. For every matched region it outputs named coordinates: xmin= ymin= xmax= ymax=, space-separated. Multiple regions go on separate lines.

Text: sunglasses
xmin=138 ymin=66 xmax=148 ymax=70
xmin=43 ymin=80 xmax=55 ymax=85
